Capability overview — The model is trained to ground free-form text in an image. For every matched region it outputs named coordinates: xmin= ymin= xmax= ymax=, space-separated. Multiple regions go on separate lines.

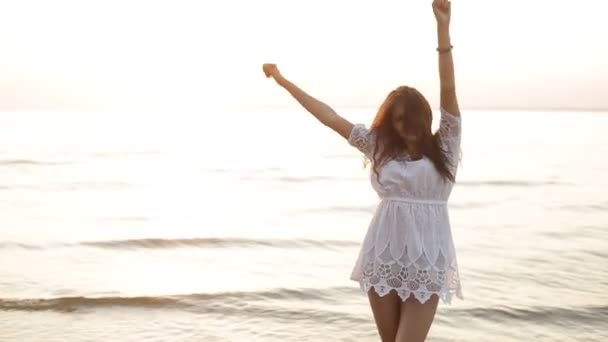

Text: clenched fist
xmin=432 ymin=0 xmax=451 ymax=26
xmin=262 ymin=63 xmax=282 ymax=80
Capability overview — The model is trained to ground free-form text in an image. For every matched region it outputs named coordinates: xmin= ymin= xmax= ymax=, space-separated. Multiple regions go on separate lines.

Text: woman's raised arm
xmin=262 ymin=63 xmax=354 ymax=140
xmin=433 ymin=0 xmax=461 ymax=117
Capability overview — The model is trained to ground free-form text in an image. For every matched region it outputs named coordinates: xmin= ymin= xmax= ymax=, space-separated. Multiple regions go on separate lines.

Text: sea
xmin=0 ymin=108 xmax=606 ymax=341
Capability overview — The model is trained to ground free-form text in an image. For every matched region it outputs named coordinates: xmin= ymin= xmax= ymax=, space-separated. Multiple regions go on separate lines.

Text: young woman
xmin=262 ymin=1 xmax=462 ymax=341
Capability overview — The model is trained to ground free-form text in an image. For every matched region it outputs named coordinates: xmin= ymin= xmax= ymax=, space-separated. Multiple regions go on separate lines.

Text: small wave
xmin=302 ymin=205 xmax=376 ymax=214
xmin=0 ymin=238 xmax=360 ymax=251
xmin=278 ymin=176 xmax=340 ymax=183
xmin=586 ymin=250 xmax=608 ymax=259
xmin=0 ymin=242 xmax=43 ymax=250
xmin=58 ymin=181 xmax=133 ymax=190
xmin=97 ymin=216 xmax=150 ymax=222
xmin=0 ymin=181 xmax=132 ymax=191
xmin=81 ymin=238 xmax=359 ymax=250
xmin=0 ymin=295 xmax=190 ymax=312
xmin=92 ymin=151 xmax=160 ymax=158
xmin=458 ymin=180 xmax=572 ymax=187
xmin=240 ymin=175 xmax=361 ymax=183
xmin=554 ymin=203 xmax=608 ymax=212
xmin=542 ymin=225 xmax=605 ymax=240
xmin=201 ymin=301 xmax=368 ymax=325
xmin=207 ymin=167 xmax=282 ymax=174
xmin=0 ymin=287 xmax=358 ymax=313
xmin=452 ymin=305 xmax=608 ymax=324
xmin=3 ymin=291 xmax=604 ymax=326
xmin=0 ymin=159 xmax=70 ymax=166
xmin=448 ymin=202 xmax=496 ymax=209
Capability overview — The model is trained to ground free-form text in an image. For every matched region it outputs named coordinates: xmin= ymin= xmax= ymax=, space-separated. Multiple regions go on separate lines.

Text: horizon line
xmin=0 ymin=106 xmax=606 ymax=114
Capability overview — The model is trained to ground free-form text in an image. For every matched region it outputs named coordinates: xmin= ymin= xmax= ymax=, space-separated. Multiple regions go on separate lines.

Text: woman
xmin=262 ymin=1 xmax=462 ymax=341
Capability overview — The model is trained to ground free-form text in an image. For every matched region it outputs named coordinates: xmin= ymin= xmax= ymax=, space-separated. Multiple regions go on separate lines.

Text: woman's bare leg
xmin=368 ymin=289 xmax=401 ymax=342
xmin=395 ymin=294 xmax=439 ymax=342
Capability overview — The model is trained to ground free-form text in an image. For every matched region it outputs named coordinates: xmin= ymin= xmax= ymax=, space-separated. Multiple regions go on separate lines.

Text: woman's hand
xmin=262 ymin=63 xmax=283 ymax=81
xmin=432 ymin=0 xmax=451 ymax=27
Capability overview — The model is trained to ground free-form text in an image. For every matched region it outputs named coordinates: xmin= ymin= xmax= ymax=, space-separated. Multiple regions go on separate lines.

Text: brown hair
xmin=367 ymin=86 xmax=455 ymax=182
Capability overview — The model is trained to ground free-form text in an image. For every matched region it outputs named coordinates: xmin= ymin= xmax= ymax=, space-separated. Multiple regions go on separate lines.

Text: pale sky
xmin=0 ymin=0 xmax=606 ymax=112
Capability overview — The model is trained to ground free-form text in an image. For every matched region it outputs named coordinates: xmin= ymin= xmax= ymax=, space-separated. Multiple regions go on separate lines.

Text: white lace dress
xmin=348 ymin=108 xmax=463 ymax=304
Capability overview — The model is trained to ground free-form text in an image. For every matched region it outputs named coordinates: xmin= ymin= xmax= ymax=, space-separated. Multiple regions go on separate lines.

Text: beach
xmin=1 ymin=108 xmax=607 ymax=341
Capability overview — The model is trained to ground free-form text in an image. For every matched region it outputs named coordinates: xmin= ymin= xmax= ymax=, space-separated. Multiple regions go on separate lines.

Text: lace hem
xmin=351 ymin=251 xmax=463 ymax=304
xmin=359 ymin=281 xmax=463 ymax=304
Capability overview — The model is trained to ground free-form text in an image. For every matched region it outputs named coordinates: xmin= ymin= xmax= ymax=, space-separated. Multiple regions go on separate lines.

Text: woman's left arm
xmin=434 ymin=0 xmax=461 ymax=117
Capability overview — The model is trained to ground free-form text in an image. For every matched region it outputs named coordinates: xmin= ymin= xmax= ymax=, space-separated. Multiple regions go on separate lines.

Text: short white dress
xmin=348 ymin=107 xmax=463 ymax=304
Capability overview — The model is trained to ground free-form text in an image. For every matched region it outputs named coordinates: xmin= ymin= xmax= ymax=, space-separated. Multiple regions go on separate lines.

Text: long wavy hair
xmin=366 ymin=86 xmax=455 ymax=183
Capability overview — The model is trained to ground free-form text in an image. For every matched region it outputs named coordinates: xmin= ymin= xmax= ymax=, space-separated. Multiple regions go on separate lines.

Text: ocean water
xmin=0 ymin=109 xmax=607 ymax=341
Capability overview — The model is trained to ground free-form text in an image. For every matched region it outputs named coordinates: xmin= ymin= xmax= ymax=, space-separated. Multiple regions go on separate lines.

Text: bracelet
xmin=436 ymin=45 xmax=453 ymax=53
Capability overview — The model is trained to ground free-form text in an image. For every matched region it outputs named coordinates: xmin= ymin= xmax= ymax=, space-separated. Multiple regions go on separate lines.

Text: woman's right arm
xmin=262 ymin=63 xmax=354 ymax=140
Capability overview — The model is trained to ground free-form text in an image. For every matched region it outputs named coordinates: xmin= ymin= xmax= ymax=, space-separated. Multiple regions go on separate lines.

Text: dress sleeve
xmin=438 ymin=107 xmax=462 ymax=170
xmin=347 ymin=124 xmax=374 ymax=157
